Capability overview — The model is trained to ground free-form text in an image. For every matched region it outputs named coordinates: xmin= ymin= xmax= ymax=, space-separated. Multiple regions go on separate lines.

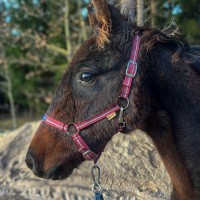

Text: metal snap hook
xmin=91 ymin=164 xmax=103 ymax=195
xmin=91 ymin=165 xmax=101 ymax=185
xmin=118 ymin=107 xmax=126 ymax=132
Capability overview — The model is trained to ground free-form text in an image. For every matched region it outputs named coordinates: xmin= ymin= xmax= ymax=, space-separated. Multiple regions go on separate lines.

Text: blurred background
xmin=0 ymin=0 xmax=199 ymax=132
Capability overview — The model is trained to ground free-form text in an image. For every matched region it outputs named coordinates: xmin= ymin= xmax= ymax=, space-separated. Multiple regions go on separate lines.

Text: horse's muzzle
xmin=25 ymin=149 xmax=73 ymax=180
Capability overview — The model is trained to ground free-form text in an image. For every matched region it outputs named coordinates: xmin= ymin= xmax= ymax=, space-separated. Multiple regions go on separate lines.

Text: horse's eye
xmin=80 ymin=72 xmax=95 ymax=83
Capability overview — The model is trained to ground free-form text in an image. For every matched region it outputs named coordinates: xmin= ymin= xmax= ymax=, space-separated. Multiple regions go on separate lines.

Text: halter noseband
xmin=42 ymin=35 xmax=141 ymax=163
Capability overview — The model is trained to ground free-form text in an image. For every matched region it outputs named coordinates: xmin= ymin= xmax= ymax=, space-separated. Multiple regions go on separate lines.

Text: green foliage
xmin=149 ymin=0 xmax=200 ymax=44
xmin=0 ymin=0 xmax=92 ymax=116
xmin=175 ymin=0 xmax=200 ymax=44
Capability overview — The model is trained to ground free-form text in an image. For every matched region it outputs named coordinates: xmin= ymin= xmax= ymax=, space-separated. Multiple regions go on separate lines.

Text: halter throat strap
xmin=42 ymin=35 xmax=141 ymax=163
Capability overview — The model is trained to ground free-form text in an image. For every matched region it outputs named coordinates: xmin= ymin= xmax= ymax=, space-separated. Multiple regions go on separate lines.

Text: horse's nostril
xmin=25 ymin=153 xmax=34 ymax=170
xmin=25 ymin=151 xmax=41 ymax=176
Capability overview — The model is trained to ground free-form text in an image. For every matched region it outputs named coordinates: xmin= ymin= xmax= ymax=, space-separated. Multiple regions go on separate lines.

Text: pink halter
xmin=42 ymin=35 xmax=141 ymax=163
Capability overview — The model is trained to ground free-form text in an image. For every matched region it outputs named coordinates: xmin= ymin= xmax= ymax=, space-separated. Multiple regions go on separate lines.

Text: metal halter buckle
xmin=126 ymin=60 xmax=137 ymax=78
xmin=83 ymin=150 xmax=92 ymax=156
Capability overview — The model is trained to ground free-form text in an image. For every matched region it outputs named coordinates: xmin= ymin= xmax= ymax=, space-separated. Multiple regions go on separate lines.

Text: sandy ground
xmin=0 ymin=122 xmax=172 ymax=200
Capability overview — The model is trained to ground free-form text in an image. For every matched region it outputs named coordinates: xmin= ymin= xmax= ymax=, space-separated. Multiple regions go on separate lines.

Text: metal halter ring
xmin=117 ymin=97 xmax=130 ymax=110
xmin=66 ymin=123 xmax=78 ymax=135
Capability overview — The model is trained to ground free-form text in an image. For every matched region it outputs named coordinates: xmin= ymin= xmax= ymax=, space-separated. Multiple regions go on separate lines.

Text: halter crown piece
xmin=42 ymin=35 xmax=141 ymax=164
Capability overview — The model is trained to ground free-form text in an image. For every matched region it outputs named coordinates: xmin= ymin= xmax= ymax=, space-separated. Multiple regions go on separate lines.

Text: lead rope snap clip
xmin=91 ymin=164 xmax=104 ymax=200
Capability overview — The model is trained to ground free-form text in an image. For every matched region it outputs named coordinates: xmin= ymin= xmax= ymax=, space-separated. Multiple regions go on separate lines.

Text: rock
xmin=0 ymin=122 xmax=172 ymax=200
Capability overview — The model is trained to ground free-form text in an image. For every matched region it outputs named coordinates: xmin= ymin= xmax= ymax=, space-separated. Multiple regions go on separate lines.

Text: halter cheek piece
xmin=42 ymin=35 xmax=141 ymax=163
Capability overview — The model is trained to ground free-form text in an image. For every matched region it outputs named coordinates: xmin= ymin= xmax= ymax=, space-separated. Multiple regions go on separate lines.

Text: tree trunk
xmin=150 ymin=0 xmax=157 ymax=26
xmin=137 ymin=0 xmax=144 ymax=26
xmin=77 ymin=0 xmax=87 ymax=44
xmin=1 ymin=47 xmax=17 ymax=129
xmin=64 ymin=0 xmax=72 ymax=61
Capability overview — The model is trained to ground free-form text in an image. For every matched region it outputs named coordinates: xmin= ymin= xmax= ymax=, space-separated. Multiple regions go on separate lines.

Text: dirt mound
xmin=0 ymin=122 xmax=172 ymax=200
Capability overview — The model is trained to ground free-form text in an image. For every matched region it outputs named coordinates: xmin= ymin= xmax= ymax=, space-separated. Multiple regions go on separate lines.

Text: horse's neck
xmin=139 ymin=48 xmax=200 ymax=199
xmin=141 ymin=110 xmax=195 ymax=200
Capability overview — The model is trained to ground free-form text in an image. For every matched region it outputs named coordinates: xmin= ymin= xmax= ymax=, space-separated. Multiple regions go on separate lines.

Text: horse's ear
xmin=87 ymin=0 xmax=111 ymax=48
xmin=88 ymin=0 xmax=126 ymax=48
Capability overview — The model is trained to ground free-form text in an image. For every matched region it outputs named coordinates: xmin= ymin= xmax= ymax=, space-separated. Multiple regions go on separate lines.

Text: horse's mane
xmin=133 ymin=25 xmax=200 ymax=73
xmin=135 ymin=27 xmax=189 ymax=61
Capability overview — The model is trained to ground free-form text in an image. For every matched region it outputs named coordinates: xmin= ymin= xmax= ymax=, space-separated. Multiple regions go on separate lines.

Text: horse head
xmin=25 ymin=0 xmax=141 ymax=180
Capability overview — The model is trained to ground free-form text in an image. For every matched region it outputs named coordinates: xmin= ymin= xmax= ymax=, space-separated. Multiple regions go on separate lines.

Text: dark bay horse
xmin=25 ymin=1 xmax=200 ymax=199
